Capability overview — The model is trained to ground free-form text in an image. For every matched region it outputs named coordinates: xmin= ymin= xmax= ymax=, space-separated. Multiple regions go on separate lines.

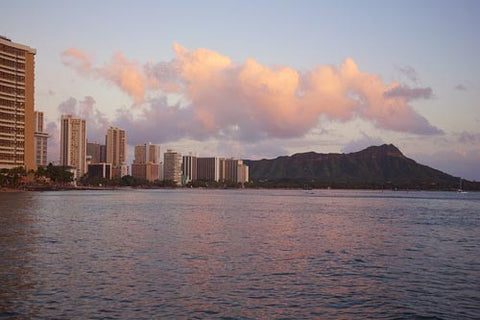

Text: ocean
xmin=1 ymin=189 xmax=479 ymax=319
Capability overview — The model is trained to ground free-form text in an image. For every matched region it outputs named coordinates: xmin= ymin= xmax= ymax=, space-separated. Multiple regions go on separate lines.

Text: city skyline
xmin=2 ymin=1 xmax=479 ymax=180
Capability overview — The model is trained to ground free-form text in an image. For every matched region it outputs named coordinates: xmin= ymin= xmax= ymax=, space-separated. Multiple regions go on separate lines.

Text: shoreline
xmin=1 ymin=186 xmax=475 ymax=193
xmin=0 ymin=187 xmax=29 ymax=193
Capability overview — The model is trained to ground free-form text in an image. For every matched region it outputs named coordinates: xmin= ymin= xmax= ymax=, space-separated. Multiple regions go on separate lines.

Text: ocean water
xmin=0 ymin=189 xmax=479 ymax=319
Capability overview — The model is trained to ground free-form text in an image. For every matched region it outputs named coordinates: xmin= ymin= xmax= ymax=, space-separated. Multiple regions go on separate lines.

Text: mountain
xmin=244 ymin=144 xmax=479 ymax=190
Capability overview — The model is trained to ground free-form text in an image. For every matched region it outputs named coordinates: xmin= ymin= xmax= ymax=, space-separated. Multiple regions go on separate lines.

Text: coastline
xmin=1 ymin=185 xmax=476 ymax=193
xmin=0 ymin=187 xmax=29 ymax=193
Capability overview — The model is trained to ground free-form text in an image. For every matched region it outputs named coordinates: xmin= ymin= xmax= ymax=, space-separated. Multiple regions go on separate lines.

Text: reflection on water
xmin=1 ymin=189 xmax=479 ymax=319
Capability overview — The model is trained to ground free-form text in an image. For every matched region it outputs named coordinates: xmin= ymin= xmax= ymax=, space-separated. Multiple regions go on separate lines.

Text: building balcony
xmin=0 ymin=50 xmax=26 ymax=60
xmin=0 ymin=109 xmax=25 ymax=116
xmin=0 ymin=118 xmax=26 ymax=125
xmin=0 ymin=77 xmax=25 ymax=86
xmin=0 ymin=91 xmax=25 ymax=98
xmin=0 ymin=82 xmax=25 ymax=90
xmin=0 ymin=63 xmax=25 ymax=72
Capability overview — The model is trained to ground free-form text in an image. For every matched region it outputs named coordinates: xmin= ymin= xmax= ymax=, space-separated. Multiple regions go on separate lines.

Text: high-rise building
xmin=0 ymin=36 xmax=36 ymax=170
xmin=87 ymin=141 xmax=102 ymax=163
xmin=34 ymin=111 xmax=48 ymax=166
xmin=131 ymin=162 xmax=159 ymax=182
xmin=221 ymin=158 xmax=249 ymax=183
xmin=158 ymin=161 xmax=164 ymax=181
xmin=182 ymin=154 xmax=197 ymax=183
xmin=105 ymin=126 xmax=127 ymax=178
xmin=163 ymin=149 xmax=182 ymax=184
xmin=99 ymin=144 xmax=106 ymax=163
xmin=239 ymin=162 xmax=249 ymax=183
xmin=60 ymin=114 xmax=87 ymax=178
xmin=133 ymin=142 xmax=160 ymax=164
xmin=197 ymin=157 xmax=220 ymax=182
xmin=131 ymin=142 xmax=160 ymax=182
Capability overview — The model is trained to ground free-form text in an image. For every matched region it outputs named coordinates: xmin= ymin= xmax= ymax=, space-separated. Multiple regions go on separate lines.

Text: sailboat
xmin=457 ymin=178 xmax=467 ymax=193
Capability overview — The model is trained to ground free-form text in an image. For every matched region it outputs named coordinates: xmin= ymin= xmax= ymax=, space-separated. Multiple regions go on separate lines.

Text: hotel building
xmin=86 ymin=141 xmax=103 ymax=164
xmin=163 ymin=149 xmax=182 ymax=184
xmin=0 ymin=36 xmax=36 ymax=170
xmin=197 ymin=157 xmax=220 ymax=182
xmin=134 ymin=142 xmax=160 ymax=164
xmin=222 ymin=158 xmax=249 ymax=183
xmin=60 ymin=114 xmax=87 ymax=178
xmin=131 ymin=142 xmax=160 ymax=182
xmin=34 ymin=111 xmax=48 ymax=166
xmin=182 ymin=154 xmax=197 ymax=183
xmin=105 ymin=126 xmax=127 ymax=178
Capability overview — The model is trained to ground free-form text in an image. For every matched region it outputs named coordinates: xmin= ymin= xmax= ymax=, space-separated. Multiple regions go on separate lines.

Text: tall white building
xmin=60 ymin=114 xmax=87 ymax=178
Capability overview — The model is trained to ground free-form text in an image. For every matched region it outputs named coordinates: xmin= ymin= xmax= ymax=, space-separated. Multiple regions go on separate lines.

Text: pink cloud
xmin=62 ymin=49 xmax=162 ymax=104
xmin=61 ymin=48 xmax=93 ymax=74
xmin=100 ymin=52 xmax=150 ymax=104
xmin=63 ymin=44 xmax=443 ymax=143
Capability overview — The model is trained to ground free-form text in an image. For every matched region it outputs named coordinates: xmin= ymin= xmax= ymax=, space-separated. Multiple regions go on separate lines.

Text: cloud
xmin=56 ymin=96 xmax=111 ymax=142
xmin=77 ymin=96 xmax=111 ymax=142
xmin=216 ymin=139 xmax=289 ymax=160
xmin=99 ymin=52 xmax=156 ymax=104
xmin=62 ymin=49 xmax=163 ymax=104
xmin=457 ymin=131 xmax=480 ymax=144
xmin=342 ymin=133 xmax=384 ymax=153
xmin=383 ymin=85 xmax=433 ymax=100
xmin=58 ymin=97 xmax=77 ymax=114
xmin=114 ymin=97 xmax=216 ymax=146
xmin=61 ymin=48 xmax=92 ymax=74
xmin=454 ymin=84 xmax=467 ymax=91
xmin=63 ymin=44 xmax=443 ymax=143
xmin=46 ymin=121 xmax=59 ymax=164
xmin=398 ymin=65 xmax=418 ymax=83
xmin=412 ymin=149 xmax=480 ymax=181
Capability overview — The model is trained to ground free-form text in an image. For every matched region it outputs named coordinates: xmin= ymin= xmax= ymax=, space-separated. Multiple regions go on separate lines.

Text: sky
xmin=2 ymin=0 xmax=480 ymax=180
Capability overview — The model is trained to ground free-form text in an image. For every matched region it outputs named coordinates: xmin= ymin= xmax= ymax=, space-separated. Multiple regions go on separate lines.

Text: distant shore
xmin=1 ymin=185 xmax=476 ymax=193
xmin=0 ymin=187 xmax=28 ymax=193
xmin=0 ymin=185 xmax=120 ymax=192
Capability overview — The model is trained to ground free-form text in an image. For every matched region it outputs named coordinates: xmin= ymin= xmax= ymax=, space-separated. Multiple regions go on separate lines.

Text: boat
xmin=457 ymin=178 xmax=468 ymax=193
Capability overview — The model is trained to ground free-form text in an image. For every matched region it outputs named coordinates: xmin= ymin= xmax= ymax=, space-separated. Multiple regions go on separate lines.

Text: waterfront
xmin=1 ymin=189 xmax=479 ymax=319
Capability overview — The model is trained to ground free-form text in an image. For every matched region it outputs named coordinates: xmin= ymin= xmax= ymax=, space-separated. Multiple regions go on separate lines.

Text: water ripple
xmin=0 ymin=189 xmax=479 ymax=319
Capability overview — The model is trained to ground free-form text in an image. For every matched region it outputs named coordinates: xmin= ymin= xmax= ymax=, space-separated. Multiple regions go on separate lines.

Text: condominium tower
xmin=197 ymin=157 xmax=220 ymax=182
xmin=131 ymin=142 xmax=160 ymax=182
xmin=163 ymin=149 xmax=182 ymax=184
xmin=0 ymin=36 xmax=36 ymax=170
xmin=134 ymin=142 xmax=160 ymax=164
xmin=105 ymin=126 xmax=127 ymax=178
xmin=60 ymin=115 xmax=87 ymax=178
xmin=34 ymin=111 xmax=48 ymax=166
xmin=222 ymin=158 xmax=249 ymax=183
xmin=182 ymin=154 xmax=197 ymax=183
xmin=86 ymin=141 xmax=106 ymax=164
